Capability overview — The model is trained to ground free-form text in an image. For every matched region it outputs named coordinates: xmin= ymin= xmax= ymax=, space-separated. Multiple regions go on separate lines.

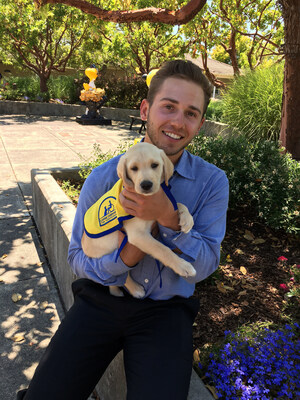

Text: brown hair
xmin=147 ymin=59 xmax=213 ymax=116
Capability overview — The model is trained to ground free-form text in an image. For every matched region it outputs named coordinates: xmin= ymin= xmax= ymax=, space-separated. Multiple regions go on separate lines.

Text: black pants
xmin=18 ymin=279 xmax=199 ymax=400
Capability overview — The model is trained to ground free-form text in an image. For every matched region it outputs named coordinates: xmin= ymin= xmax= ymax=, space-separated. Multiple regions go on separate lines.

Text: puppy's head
xmin=117 ymin=143 xmax=174 ymax=195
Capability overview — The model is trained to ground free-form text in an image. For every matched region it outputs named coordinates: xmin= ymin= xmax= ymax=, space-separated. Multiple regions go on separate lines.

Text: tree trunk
xmin=279 ymin=0 xmax=300 ymax=160
xmin=38 ymin=74 xmax=50 ymax=102
xmin=39 ymin=75 xmax=48 ymax=93
xmin=227 ymin=31 xmax=240 ymax=76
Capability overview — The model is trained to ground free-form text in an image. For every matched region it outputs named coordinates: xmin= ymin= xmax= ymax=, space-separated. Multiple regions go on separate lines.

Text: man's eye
xmin=187 ymin=111 xmax=196 ymax=118
xmin=151 ymin=163 xmax=158 ymax=169
xmin=131 ymin=166 xmax=138 ymax=171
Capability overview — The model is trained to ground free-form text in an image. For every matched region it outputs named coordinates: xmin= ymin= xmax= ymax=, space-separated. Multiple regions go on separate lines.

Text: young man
xmin=18 ymin=60 xmax=229 ymax=400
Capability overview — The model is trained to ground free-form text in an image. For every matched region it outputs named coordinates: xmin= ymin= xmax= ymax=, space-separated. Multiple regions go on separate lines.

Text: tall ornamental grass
xmin=221 ymin=63 xmax=283 ymax=142
xmin=206 ymin=99 xmax=224 ymax=122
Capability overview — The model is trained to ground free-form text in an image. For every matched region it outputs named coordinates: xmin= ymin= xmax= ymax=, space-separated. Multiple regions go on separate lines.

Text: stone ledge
xmin=1 ymin=100 xmax=230 ymax=136
xmin=31 ymin=167 xmax=214 ymax=400
xmin=0 ymin=100 xmax=140 ymax=122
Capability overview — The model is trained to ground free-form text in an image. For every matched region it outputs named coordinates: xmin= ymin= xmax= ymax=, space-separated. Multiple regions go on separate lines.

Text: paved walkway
xmin=0 ymin=115 xmax=141 ymax=399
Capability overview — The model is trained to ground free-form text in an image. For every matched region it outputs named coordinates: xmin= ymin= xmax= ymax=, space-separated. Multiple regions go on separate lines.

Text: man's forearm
xmin=157 ymin=207 xmax=181 ymax=231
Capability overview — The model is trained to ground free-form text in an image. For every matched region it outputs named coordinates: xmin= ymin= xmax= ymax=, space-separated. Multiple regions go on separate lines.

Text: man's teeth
xmin=164 ymin=131 xmax=181 ymax=140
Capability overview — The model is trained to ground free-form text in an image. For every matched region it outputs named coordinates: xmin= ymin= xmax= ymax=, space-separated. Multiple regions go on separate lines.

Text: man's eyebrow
xmin=159 ymin=97 xmax=202 ymax=114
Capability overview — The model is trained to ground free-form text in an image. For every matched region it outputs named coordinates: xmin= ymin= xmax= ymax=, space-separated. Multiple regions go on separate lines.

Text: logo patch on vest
xmin=98 ymin=196 xmax=117 ymax=227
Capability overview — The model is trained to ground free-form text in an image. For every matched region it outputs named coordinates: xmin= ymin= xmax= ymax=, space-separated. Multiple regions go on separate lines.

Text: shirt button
xmin=144 ymin=279 xmax=149 ymax=283
xmin=163 ymin=233 xmax=167 ymax=238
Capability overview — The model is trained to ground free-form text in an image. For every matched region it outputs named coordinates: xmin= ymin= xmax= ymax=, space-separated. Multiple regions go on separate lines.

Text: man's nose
xmin=171 ymin=111 xmax=185 ymax=128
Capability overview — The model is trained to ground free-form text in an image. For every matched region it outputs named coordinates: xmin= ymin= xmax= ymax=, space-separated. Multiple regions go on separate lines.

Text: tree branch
xmin=34 ymin=0 xmax=207 ymax=25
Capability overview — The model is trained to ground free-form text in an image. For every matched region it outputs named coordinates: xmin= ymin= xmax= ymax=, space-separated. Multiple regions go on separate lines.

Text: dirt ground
xmin=192 ymin=206 xmax=300 ymax=351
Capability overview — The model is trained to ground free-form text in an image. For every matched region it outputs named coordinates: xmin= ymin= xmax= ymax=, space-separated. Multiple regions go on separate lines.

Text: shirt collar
xmin=140 ymin=137 xmax=196 ymax=180
xmin=173 ymin=150 xmax=196 ymax=180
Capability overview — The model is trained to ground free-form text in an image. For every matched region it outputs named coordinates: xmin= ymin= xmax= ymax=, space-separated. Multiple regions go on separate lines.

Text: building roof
xmin=185 ymin=54 xmax=235 ymax=77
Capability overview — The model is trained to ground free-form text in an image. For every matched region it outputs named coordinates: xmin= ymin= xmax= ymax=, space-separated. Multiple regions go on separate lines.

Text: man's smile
xmin=163 ymin=130 xmax=182 ymax=140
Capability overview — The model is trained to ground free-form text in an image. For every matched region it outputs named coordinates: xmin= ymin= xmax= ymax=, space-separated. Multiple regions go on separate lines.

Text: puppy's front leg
xmin=177 ymin=203 xmax=194 ymax=233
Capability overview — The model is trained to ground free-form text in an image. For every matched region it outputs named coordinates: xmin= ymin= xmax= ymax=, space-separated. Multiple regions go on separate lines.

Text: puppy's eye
xmin=151 ymin=163 xmax=158 ymax=169
xmin=131 ymin=166 xmax=138 ymax=172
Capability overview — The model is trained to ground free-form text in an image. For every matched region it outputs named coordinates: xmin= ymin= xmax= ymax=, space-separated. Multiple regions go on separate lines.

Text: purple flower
xmin=206 ymin=324 xmax=300 ymax=399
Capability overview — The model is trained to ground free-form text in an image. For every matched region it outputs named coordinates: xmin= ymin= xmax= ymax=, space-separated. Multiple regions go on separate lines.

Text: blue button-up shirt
xmin=68 ymin=149 xmax=229 ymax=300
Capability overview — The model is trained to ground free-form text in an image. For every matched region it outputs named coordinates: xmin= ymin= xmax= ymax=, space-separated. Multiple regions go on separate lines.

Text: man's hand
xmin=118 ymin=224 xmax=159 ymax=267
xmin=118 ymin=230 xmax=145 ymax=267
xmin=119 ymin=185 xmax=181 ymax=231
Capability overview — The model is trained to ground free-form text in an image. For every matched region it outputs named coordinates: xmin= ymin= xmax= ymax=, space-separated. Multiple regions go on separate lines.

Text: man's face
xmin=140 ymin=77 xmax=205 ymax=164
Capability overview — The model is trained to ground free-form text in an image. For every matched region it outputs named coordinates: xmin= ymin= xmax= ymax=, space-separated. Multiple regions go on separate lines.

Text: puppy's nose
xmin=140 ymin=180 xmax=153 ymax=192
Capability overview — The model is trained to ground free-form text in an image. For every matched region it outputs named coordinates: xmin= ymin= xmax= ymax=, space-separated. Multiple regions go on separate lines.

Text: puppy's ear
xmin=117 ymin=154 xmax=134 ymax=188
xmin=160 ymin=150 xmax=174 ymax=185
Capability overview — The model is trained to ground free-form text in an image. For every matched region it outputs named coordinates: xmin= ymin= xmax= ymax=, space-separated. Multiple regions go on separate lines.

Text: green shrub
xmin=206 ymin=99 xmax=224 ymax=122
xmin=0 ymin=75 xmax=79 ymax=103
xmin=78 ymin=141 xmax=133 ymax=180
xmin=221 ymin=63 xmax=283 ymax=142
xmin=188 ymin=134 xmax=300 ymax=234
xmin=0 ymin=76 xmax=40 ymax=101
xmin=65 ymin=135 xmax=299 ymax=235
xmin=48 ymin=75 xmax=79 ymax=103
xmin=95 ymin=75 xmax=148 ymax=109
xmin=0 ymin=74 xmax=147 ymax=107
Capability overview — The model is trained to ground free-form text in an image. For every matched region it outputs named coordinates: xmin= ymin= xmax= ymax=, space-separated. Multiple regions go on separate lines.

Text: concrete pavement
xmin=0 ymin=114 xmax=140 ymax=399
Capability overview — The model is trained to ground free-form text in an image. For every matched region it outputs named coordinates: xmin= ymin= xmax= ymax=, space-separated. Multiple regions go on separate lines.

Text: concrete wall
xmin=0 ymin=100 xmax=231 ymax=136
xmin=0 ymin=100 xmax=140 ymax=122
xmin=31 ymin=168 xmax=213 ymax=400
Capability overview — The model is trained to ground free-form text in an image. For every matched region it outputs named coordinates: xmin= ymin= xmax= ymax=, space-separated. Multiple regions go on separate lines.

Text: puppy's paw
xmin=131 ymin=286 xmax=146 ymax=299
xmin=130 ymin=284 xmax=146 ymax=299
xmin=109 ymin=286 xmax=124 ymax=297
xmin=125 ymin=280 xmax=145 ymax=299
xmin=178 ymin=203 xmax=194 ymax=233
xmin=173 ymin=259 xmax=196 ymax=278
xmin=179 ymin=212 xmax=194 ymax=233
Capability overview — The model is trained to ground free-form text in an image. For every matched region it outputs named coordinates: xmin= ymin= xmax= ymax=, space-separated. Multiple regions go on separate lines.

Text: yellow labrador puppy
xmin=81 ymin=142 xmax=196 ymax=298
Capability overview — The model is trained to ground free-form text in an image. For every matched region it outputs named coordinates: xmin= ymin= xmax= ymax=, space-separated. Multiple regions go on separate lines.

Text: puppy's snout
xmin=140 ymin=180 xmax=153 ymax=192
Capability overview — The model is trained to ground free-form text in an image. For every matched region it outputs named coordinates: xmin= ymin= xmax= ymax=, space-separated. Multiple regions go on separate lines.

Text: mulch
xmin=192 ymin=207 xmax=300 ymax=351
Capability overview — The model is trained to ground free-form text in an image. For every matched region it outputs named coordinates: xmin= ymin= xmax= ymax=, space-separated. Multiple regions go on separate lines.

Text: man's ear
xmin=117 ymin=155 xmax=134 ymax=188
xmin=198 ymin=117 xmax=205 ymax=132
xmin=140 ymin=99 xmax=149 ymax=121
xmin=160 ymin=150 xmax=174 ymax=186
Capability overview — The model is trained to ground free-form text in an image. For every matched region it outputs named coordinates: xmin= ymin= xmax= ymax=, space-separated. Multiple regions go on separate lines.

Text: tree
xmin=0 ymin=0 xmax=91 ymax=96
xmin=209 ymin=0 xmax=283 ymax=71
xmin=211 ymin=36 xmax=254 ymax=69
xmin=278 ymin=0 xmax=300 ymax=160
xmin=30 ymin=0 xmax=300 ymax=159
xmin=183 ymin=0 xmax=283 ymax=89
xmin=96 ymin=22 xmax=186 ymax=75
